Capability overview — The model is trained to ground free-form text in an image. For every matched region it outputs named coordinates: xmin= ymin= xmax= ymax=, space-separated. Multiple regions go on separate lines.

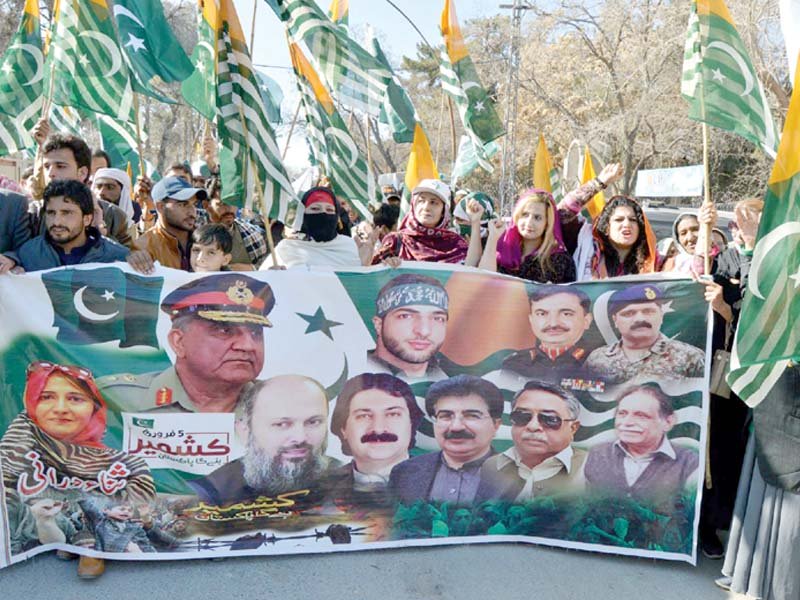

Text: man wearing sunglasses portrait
xmin=389 ymin=375 xmax=503 ymax=505
xmin=475 ymin=380 xmax=586 ymax=502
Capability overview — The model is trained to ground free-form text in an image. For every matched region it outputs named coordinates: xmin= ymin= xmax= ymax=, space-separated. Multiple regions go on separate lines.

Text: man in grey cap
xmin=584 ymin=283 xmax=705 ymax=383
xmin=133 ymin=176 xmax=207 ymax=271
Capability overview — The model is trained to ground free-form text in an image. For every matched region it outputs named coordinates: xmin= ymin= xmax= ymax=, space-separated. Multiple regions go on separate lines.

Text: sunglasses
xmin=509 ymin=410 xmax=576 ymax=430
xmin=27 ymin=361 xmax=94 ymax=383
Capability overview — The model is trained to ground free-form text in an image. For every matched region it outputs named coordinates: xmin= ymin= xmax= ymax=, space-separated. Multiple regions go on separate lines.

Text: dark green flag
xmin=42 ymin=267 xmax=163 ymax=348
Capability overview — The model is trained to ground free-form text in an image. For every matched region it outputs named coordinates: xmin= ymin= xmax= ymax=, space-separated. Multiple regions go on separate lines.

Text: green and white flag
xmin=255 ymin=70 xmax=284 ymax=124
xmin=290 ymin=43 xmax=376 ymax=220
xmin=96 ymin=114 xmax=157 ymax=181
xmin=271 ymin=0 xmax=392 ymax=117
xmin=181 ymin=0 xmax=294 ymax=218
xmin=451 ymin=134 xmax=498 ymax=186
xmin=440 ymin=0 xmax=504 ymax=147
xmin=727 ymin=64 xmax=800 ymax=407
xmin=0 ymin=0 xmax=44 ymax=155
xmin=681 ymin=0 xmax=778 ymax=157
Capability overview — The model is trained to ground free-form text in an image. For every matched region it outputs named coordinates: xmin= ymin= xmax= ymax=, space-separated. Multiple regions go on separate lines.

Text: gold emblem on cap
xmin=227 ymin=280 xmax=255 ymax=306
xmin=645 ymin=287 xmax=656 ymax=300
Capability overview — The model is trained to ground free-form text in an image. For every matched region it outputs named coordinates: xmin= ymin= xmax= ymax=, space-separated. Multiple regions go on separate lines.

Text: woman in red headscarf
xmin=0 ymin=362 xmax=156 ymax=562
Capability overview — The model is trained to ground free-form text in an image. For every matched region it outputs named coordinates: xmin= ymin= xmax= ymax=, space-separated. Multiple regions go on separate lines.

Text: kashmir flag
xmin=112 ymin=0 xmax=195 ymax=98
xmin=440 ymin=0 xmax=504 ymax=145
xmin=727 ymin=63 xmax=800 ymax=407
xmin=451 ymin=135 xmax=498 ymax=186
xmin=403 ymin=123 xmax=439 ymax=213
xmin=366 ymin=26 xmax=418 ymax=144
xmin=48 ymin=0 xmax=135 ymax=122
xmin=681 ymin=0 xmax=778 ymax=157
xmin=271 ymin=0 xmax=392 ymax=117
xmin=0 ymin=0 xmax=44 ymax=155
xmin=96 ymin=114 xmax=158 ymax=181
xmin=533 ymin=134 xmax=563 ymax=203
xmin=255 ymin=70 xmax=283 ymax=124
xmin=182 ymin=0 xmax=295 ymax=218
xmin=50 ymin=104 xmax=83 ymax=136
xmin=290 ymin=43 xmax=375 ymax=220
xmin=329 ymin=0 xmax=348 ymax=26
xmin=41 ymin=267 xmax=163 ymax=348
xmin=580 ymin=146 xmax=605 ymax=220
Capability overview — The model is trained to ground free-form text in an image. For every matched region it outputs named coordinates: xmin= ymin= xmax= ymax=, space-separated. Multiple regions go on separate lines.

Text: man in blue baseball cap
xmin=585 ymin=283 xmax=705 ymax=383
xmin=133 ymin=176 xmax=208 ymax=271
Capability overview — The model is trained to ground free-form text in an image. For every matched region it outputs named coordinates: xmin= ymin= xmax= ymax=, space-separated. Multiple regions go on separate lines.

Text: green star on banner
xmin=41 ymin=267 xmax=163 ymax=348
xmin=297 ymin=306 xmax=342 ymax=340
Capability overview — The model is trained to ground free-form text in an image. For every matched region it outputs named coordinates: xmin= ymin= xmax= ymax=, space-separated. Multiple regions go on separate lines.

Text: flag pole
xmin=250 ymin=0 xmax=258 ymax=55
xmin=132 ymin=92 xmax=147 ymax=179
xmin=447 ymin=97 xmax=457 ymax=174
xmin=702 ymin=122 xmax=712 ymax=275
xmin=281 ymin=101 xmax=301 ymax=160
xmin=435 ymin=89 xmax=445 ymax=166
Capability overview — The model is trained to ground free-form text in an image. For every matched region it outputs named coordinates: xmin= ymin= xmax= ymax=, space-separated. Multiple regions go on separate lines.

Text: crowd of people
xmin=0 ymin=119 xmax=796 ymax=600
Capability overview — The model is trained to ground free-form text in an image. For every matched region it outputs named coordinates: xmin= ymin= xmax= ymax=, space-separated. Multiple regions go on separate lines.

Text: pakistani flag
xmin=48 ymin=0 xmax=136 ymax=122
xmin=681 ymin=0 xmax=778 ymax=157
xmin=42 ymin=267 xmax=163 ymax=348
xmin=97 ymin=114 xmax=158 ymax=182
xmin=440 ymin=0 xmax=504 ymax=146
xmin=533 ymin=133 xmax=563 ymax=203
xmin=0 ymin=0 xmax=43 ymax=155
xmin=366 ymin=27 xmax=418 ymax=144
xmin=451 ymin=134 xmax=498 ymax=186
xmin=112 ymin=0 xmax=194 ymax=103
xmin=271 ymin=0 xmax=392 ymax=117
xmin=290 ymin=43 xmax=376 ymax=220
xmin=182 ymin=0 xmax=295 ymax=218
xmin=727 ymin=65 xmax=800 ymax=407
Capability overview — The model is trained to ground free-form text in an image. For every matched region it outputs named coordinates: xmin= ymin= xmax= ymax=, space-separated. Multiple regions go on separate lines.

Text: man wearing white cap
xmin=370 ymin=178 xmax=484 ymax=265
xmin=93 ymin=168 xmax=137 ymax=232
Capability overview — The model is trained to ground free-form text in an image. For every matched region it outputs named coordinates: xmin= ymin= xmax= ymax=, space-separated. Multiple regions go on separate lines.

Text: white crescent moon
xmin=592 ymin=290 xmax=618 ymax=345
xmin=462 ymin=81 xmax=481 ymax=93
xmin=74 ymin=286 xmax=119 ymax=322
xmin=78 ymin=31 xmax=123 ymax=78
xmin=748 ymin=221 xmax=800 ymax=300
xmin=707 ymin=41 xmax=754 ymax=97
xmin=112 ymin=5 xmax=145 ymax=28
xmin=197 ymin=41 xmax=215 ymax=58
xmin=324 ymin=127 xmax=359 ymax=168
xmin=8 ymin=43 xmax=44 ymax=86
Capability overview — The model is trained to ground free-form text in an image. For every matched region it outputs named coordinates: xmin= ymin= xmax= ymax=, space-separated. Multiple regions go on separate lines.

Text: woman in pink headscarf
xmin=478 ymin=189 xmax=576 ymax=283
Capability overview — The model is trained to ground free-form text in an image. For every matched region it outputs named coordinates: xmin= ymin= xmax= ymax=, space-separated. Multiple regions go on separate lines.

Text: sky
xmin=230 ymin=0 xmax=498 ymax=171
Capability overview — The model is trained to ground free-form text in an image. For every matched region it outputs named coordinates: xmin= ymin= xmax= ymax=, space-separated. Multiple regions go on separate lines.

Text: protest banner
xmin=0 ymin=264 xmax=710 ymax=567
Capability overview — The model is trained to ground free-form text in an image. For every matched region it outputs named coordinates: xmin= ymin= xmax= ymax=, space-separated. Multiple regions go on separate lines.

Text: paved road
xmin=1 ymin=542 xmax=745 ymax=600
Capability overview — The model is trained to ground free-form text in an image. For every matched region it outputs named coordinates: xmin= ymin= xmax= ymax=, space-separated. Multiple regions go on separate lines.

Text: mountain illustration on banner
xmin=41 ymin=267 xmax=163 ymax=348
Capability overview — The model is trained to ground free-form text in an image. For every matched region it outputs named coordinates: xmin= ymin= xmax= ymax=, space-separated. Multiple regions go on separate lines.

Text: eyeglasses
xmin=434 ymin=410 xmax=491 ymax=424
xmin=509 ymin=410 xmax=576 ymax=430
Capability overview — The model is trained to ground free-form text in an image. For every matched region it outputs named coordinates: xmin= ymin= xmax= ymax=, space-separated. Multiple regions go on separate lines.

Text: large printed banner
xmin=0 ymin=264 xmax=710 ymax=567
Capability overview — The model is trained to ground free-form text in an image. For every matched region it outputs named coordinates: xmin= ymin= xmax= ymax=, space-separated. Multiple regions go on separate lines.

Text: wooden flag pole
xmin=447 ymin=97 xmax=457 ymax=172
xmin=702 ymin=122 xmax=712 ymax=275
xmin=281 ymin=101 xmax=302 ymax=160
xmin=250 ymin=0 xmax=258 ymax=56
xmin=434 ymin=89 xmax=445 ymax=166
xmin=131 ymin=92 xmax=147 ymax=180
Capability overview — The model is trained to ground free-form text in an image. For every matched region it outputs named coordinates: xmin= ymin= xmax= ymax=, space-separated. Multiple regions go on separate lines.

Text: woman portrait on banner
xmin=0 ymin=361 xmax=155 ymax=575
xmin=477 ymin=188 xmax=576 ymax=284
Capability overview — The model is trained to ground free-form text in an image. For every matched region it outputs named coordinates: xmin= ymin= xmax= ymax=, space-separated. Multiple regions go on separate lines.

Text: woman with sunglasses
xmin=0 ymin=361 xmax=155 ymax=578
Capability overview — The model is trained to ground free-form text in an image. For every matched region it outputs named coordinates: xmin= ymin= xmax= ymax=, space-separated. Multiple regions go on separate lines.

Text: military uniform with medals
xmin=98 ymin=273 xmax=274 ymax=414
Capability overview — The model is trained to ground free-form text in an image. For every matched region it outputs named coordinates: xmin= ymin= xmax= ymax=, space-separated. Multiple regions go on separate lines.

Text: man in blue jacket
xmin=15 ymin=179 xmax=129 ymax=272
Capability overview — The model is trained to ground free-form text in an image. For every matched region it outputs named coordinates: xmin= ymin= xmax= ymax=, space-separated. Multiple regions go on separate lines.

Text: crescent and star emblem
xmin=748 ymin=221 xmax=800 ymax=300
xmin=73 ymin=286 xmax=119 ymax=322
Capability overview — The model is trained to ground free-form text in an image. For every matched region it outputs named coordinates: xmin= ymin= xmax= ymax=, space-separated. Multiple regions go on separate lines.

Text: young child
xmin=190 ymin=223 xmax=233 ymax=272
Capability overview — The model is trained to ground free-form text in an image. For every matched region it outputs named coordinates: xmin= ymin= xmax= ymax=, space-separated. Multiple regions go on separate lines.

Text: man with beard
xmin=133 ymin=176 xmax=207 ymax=271
xmin=501 ymin=286 xmax=596 ymax=383
xmin=367 ymin=274 xmax=450 ymax=382
xmin=325 ymin=373 xmax=423 ymax=506
xmin=390 ymin=375 xmax=503 ymax=505
xmin=14 ymin=179 xmax=129 ymax=271
xmin=98 ymin=274 xmax=272 ymax=414
xmin=189 ymin=375 xmax=336 ymax=506
xmin=200 ymin=177 xmax=267 ymax=270
xmin=585 ymin=283 xmax=705 ymax=384
xmin=93 ymin=168 xmax=139 ymax=230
